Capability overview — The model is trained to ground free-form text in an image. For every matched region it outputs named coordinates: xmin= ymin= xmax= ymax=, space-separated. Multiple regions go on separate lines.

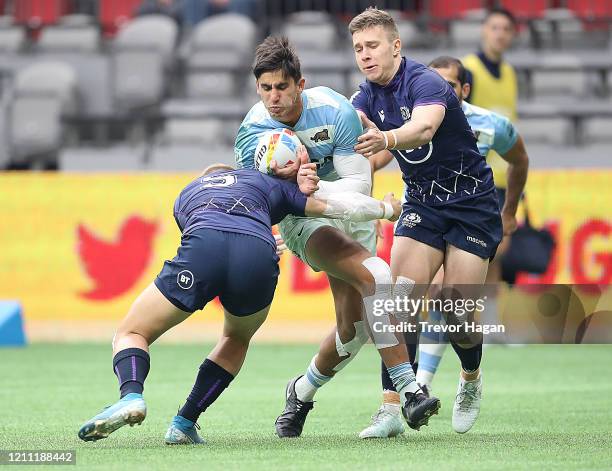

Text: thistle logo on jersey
xmin=402 ymin=212 xmax=422 ymax=228
xmin=400 ymin=106 xmax=411 ymax=122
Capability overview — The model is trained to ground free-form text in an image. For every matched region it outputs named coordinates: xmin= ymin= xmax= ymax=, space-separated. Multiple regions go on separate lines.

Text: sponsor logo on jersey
xmin=400 ymin=106 xmax=411 ymax=122
xmin=378 ymin=110 xmax=385 ymax=122
xmin=177 ymin=270 xmax=195 ymax=290
xmin=402 ymin=212 xmax=421 ymax=228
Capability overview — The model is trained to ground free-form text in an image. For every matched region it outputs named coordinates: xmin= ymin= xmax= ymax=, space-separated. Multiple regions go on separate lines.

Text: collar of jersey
xmin=369 ymin=57 xmax=406 ymax=91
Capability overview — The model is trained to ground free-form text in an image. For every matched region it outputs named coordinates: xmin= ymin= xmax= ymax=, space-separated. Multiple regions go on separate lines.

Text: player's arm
xmin=315 ymin=101 xmax=373 ymax=196
xmin=369 ymin=149 xmax=394 ymax=172
xmin=305 ymin=192 xmax=401 ymax=222
xmin=499 ymin=135 xmax=529 ymax=235
xmin=491 ymin=114 xmax=529 ymax=235
xmin=354 ymin=105 xmax=445 ymax=157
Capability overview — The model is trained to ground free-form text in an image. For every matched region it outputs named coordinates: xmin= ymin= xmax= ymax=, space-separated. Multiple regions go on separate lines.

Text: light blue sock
xmin=295 ymin=357 xmax=332 ymax=402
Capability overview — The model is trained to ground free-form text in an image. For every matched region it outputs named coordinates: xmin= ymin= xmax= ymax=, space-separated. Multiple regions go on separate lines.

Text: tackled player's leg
xmin=276 ymin=225 xmax=440 ymax=437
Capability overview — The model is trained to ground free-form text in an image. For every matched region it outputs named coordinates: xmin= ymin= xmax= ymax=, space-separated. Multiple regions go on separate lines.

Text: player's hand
xmin=270 ymin=154 xmax=300 ymax=181
xmin=274 ymin=233 xmax=287 ymax=256
xmin=297 ymin=145 xmax=319 ymax=195
xmin=383 ymin=192 xmax=401 ymax=222
xmin=355 ymin=113 xmax=388 ymax=157
xmin=501 ymin=210 xmax=518 ymax=236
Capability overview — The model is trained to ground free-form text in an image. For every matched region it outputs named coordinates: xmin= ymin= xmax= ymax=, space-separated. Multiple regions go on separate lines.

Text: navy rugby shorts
xmin=154 ymin=228 xmax=279 ymax=316
xmin=395 ymin=188 xmax=503 ymax=260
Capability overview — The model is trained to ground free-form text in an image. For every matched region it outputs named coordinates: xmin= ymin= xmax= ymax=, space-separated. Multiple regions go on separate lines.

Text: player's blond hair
xmin=348 ymin=7 xmax=399 ymax=41
xmin=200 ymin=163 xmax=234 ymax=177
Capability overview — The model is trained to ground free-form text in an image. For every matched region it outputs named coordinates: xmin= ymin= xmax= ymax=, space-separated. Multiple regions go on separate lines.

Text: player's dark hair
xmin=485 ymin=7 xmax=517 ymax=27
xmin=428 ymin=56 xmax=468 ymax=85
xmin=253 ymin=36 xmax=302 ymax=83
xmin=348 ymin=7 xmax=399 ymax=41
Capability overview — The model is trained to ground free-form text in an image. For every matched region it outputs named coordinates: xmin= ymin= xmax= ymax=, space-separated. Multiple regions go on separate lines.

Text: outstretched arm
xmin=305 ymin=192 xmax=401 ymax=223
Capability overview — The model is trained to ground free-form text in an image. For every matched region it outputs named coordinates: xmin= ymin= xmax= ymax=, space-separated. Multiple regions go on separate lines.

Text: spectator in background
xmin=462 ymin=7 xmax=519 ymax=333
xmin=181 ymin=0 xmax=258 ymax=28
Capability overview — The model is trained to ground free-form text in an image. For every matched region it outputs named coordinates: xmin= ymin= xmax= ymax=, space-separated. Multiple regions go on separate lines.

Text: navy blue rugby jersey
xmin=173 ymin=169 xmax=307 ymax=247
xmin=351 ymin=57 xmax=495 ymax=205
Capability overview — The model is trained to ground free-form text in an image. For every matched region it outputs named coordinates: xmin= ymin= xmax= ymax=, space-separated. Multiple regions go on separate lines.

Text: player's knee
xmin=361 ymin=256 xmax=392 ymax=293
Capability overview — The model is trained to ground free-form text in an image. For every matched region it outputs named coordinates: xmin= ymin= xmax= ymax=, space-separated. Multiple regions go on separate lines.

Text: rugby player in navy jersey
xmin=360 ymin=56 xmax=529 ymax=438
xmin=77 ymin=153 xmax=404 ymax=445
xmin=349 ymin=8 xmax=505 ymax=434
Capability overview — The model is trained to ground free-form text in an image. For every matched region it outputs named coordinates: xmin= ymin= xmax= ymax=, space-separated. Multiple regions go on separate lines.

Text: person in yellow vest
xmin=463 ymin=7 xmax=518 ymax=290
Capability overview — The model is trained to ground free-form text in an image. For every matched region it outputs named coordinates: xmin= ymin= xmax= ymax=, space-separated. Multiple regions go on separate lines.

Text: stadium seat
xmin=500 ymin=0 xmax=548 ymax=18
xmin=282 ymin=11 xmax=337 ymax=51
xmin=189 ymin=13 xmax=257 ymax=56
xmin=37 ymin=24 xmax=99 ymax=53
xmin=427 ymin=0 xmax=484 ymax=19
xmin=449 ymin=19 xmax=482 ymax=48
xmin=583 ymin=117 xmax=612 ymax=143
xmin=302 ymin=72 xmax=346 ymax=96
xmin=185 ymin=71 xmax=237 ymax=98
xmin=114 ymin=14 xmax=177 ymax=67
xmin=567 ymin=0 xmax=612 ymax=18
xmin=59 ymin=145 xmax=145 ymax=171
xmin=0 ymin=23 xmax=26 ymax=53
xmin=515 ymin=117 xmax=573 ymax=146
xmin=531 ymin=69 xmax=588 ymax=98
xmin=99 ymin=0 xmax=142 ymax=37
xmin=148 ymin=144 xmax=235 ymax=171
xmin=112 ymin=15 xmax=178 ymax=112
xmin=9 ymin=61 xmax=78 ymax=166
xmin=161 ymin=118 xmax=226 ymax=146
xmin=13 ymin=0 xmax=72 ymax=29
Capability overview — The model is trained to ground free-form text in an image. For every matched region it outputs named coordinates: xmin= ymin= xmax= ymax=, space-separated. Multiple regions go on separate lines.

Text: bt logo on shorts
xmin=177 ymin=270 xmax=194 ymax=290
xmin=402 ymin=212 xmax=421 ymax=228
xmin=466 ymin=235 xmax=487 ymax=248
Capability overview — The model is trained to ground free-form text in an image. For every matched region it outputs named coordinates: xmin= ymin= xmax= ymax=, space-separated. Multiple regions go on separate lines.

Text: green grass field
xmin=1 ymin=344 xmax=611 ymax=470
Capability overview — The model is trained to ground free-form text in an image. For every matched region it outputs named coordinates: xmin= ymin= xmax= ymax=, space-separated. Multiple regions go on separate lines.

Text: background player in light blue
xmin=77 ymin=159 xmax=404 ymax=445
xmin=235 ymin=36 xmax=442 ymax=438
xmin=363 ymin=54 xmax=529 ymax=438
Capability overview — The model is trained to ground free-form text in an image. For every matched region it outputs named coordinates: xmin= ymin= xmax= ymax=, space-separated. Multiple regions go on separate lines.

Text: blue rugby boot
xmin=164 ymin=415 xmax=205 ymax=445
xmin=78 ymin=393 xmax=146 ymax=441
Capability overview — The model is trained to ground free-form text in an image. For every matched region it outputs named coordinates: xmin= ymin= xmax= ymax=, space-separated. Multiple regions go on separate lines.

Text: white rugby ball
xmin=255 ymin=128 xmax=302 ymax=174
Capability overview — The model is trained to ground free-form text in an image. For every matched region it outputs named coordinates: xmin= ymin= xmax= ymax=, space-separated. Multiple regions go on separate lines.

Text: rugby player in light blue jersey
xmin=77 ymin=158 xmax=405 ymax=445
xmin=359 ymin=51 xmax=529 ymax=439
xmin=235 ymin=36 xmax=442 ymax=438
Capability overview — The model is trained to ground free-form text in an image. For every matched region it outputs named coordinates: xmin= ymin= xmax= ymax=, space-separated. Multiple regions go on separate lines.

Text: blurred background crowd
xmin=0 ymin=0 xmax=610 ymax=172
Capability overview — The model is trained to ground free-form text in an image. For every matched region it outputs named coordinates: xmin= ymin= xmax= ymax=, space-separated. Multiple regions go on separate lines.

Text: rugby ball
xmin=255 ymin=128 xmax=302 ymax=174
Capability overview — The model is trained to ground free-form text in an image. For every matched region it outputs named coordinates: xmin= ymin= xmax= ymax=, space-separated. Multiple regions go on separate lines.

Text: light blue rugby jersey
xmin=234 ymin=87 xmax=363 ymax=180
xmin=462 ymin=101 xmax=518 ymax=157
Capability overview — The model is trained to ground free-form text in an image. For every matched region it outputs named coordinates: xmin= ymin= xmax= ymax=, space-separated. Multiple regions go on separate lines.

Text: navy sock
xmin=113 ymin=348 xmax=150 ymax=398
xmin=381 ymin=360 xmax=396 ymax=391
xmin=450 ymin=341 xmax=482 ymax=372
xmin=178 ymin=359 xmax=234 ymax=423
